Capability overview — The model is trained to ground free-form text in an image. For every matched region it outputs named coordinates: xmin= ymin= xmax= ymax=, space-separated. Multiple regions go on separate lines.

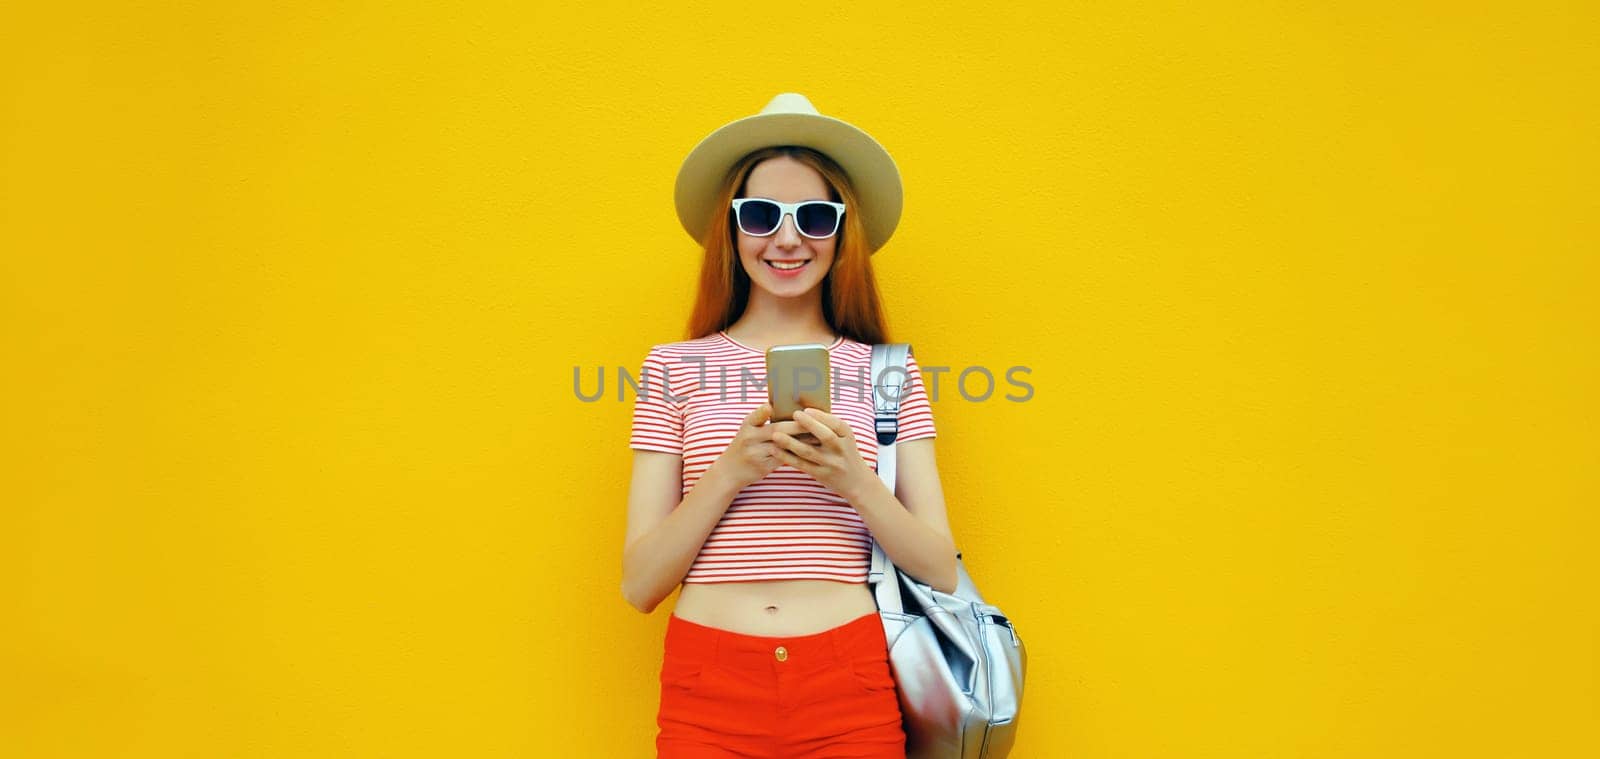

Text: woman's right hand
xmin=711 ymin=403 xmax=802 ymax=489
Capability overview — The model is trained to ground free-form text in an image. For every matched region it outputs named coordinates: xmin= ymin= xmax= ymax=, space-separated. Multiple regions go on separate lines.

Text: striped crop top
xmin=628 ymin=330 xmax=937 ymax=584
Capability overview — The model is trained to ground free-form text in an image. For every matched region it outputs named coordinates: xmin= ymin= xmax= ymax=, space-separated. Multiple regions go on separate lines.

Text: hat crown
xmin=759 ymin=92 xmax=821 ymax=117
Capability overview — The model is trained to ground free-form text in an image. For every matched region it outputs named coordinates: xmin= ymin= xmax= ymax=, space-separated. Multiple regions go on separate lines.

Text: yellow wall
xmin=4 ymin=2 xmax=1595 ymax=756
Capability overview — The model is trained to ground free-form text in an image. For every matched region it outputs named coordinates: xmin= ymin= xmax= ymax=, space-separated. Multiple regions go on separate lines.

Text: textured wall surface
xmin=4 ymin=2 xmax=1596 ymax=756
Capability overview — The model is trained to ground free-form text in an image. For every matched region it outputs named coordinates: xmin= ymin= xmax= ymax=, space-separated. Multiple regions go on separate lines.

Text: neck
xmin=729 ymin=287 xmax=834 ymax=344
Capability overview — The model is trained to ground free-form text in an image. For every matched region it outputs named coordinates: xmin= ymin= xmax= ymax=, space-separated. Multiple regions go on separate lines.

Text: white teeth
xmin=766 ymin=259 xmax=808 ymax=270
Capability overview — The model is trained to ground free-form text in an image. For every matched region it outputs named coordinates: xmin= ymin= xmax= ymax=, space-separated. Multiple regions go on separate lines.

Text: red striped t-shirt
xmin=628 ymin=330 xmax=937 ymax=584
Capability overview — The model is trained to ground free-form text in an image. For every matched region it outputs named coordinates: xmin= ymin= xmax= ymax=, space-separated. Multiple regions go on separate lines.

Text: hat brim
xmin=674 ymin=111 xmax=903 ymax=254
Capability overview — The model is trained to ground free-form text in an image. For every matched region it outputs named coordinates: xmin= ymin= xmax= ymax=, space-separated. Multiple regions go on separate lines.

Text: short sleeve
xmin=895 ymin=350 xmax=937 ymax=443
xmin=628 ymin=346 xmax=685 ymax=455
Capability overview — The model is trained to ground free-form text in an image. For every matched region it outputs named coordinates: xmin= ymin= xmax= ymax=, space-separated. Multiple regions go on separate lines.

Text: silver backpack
xmin=868 ymin=342 xmax=1027 ymax=758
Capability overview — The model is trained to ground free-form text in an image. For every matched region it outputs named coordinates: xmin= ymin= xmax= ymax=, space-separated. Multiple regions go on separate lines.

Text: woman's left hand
xmin=771 ymin=407 xmax=878 ymax=501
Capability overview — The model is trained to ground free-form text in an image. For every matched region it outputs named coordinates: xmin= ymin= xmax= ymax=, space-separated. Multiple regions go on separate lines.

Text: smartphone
xmin=766 ymin=344 xmax=831 ymax=443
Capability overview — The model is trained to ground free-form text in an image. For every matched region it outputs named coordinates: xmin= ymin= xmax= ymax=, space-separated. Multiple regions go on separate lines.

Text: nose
xmin=772 ymin=212 xmax=803 ymax=248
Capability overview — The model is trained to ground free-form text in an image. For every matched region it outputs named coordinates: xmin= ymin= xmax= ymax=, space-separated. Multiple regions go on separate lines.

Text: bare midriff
xmin=673 ymin=578 xmax=878 ymax=637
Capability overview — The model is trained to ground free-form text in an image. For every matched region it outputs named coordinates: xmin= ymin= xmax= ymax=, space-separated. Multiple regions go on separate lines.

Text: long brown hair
xmin=684 ymin=146 xmax=890 ymax=344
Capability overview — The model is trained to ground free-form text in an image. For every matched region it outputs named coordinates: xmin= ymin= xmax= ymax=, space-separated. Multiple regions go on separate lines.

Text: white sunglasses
xmin=730 ymin=198 xmax=847 ymax=240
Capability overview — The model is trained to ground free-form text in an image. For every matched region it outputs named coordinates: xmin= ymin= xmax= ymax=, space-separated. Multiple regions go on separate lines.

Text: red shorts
xmin=656 ymin=611 xmax=907 ymax=758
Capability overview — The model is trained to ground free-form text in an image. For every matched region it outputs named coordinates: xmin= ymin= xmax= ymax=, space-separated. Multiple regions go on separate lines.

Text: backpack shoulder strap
xmin=869 ymin=342 xmax=912 ymax=446
xmin=868 ymin=342 xmax=912 ymax=605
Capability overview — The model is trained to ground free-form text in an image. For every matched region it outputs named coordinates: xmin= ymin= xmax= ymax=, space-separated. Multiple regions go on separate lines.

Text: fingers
xmin=772 ymin=445 xmax=812 ymax=472
xmin=770 ymin=428 xmax=802 ymax=454
xmin=806 ymin=408 xmax=852 ymax=437
xmin=771 ymin=429 xmax=823 ymax=465
xmin=792 ymin=408 xmax=846 ymax=442
xmin=770 ymin=420 xmax=819 ymax=444
xmin=753 ymin=405 xmax=850 ymax=477
xmin=768 ymin=420 xmax=810 ymax=436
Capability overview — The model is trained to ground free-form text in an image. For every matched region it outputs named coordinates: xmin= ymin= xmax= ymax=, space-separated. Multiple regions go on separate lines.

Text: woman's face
xmin=735 ymin=156 xmax=838 ymax=300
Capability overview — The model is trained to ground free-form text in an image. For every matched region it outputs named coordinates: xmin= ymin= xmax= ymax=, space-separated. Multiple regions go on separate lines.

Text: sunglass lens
xmin=796 ymin=203 xmax=839 ymax=237
xmin=737 ymin=200 xmax=781 ymax=235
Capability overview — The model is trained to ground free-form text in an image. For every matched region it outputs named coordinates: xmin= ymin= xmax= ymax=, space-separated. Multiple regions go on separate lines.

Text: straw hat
xmin=673 ymin=93 xmax=903 ymax=254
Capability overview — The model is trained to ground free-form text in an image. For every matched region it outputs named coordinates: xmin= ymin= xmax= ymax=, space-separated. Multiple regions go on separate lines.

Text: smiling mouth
xmin=763 ymin=258 xmax=812 ymax=271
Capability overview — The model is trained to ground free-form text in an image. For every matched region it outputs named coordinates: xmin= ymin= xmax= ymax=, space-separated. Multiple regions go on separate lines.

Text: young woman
xmin=622 ymin=93 xmax=960 ymax=759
